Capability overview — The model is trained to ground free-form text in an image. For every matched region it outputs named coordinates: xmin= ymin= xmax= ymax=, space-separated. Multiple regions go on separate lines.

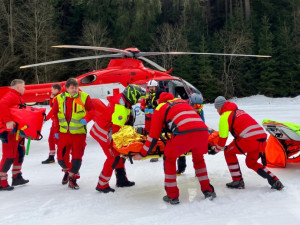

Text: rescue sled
xmin=9 ymin=105 xmax=46 ymax=140
xmin=262 ymin=119 xmax=300 ymax=167
xmin=112 ymin=126 xmax=219 ymax=162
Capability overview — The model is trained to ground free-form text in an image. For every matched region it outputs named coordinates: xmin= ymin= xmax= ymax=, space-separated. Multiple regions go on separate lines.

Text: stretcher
xmin=112 ymin=126 xmax=219 ymax=162
xmin=262 ymin=119 xmax=300 ymax=167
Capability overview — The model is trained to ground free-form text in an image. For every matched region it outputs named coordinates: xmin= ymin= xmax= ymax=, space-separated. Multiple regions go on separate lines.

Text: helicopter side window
xmin=166 ymin=80 xmax=189 ymax=100
xmin=174 ymin=86 xmax=188 ymax=100
xmin=158 ymin=81 xmax=169 ymax=92
xmin=80 ymin=74 xmax=97 ymax=84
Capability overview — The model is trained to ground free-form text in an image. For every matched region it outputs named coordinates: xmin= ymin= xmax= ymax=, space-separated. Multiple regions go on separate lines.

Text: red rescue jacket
xmin=90 ymin=93 xmax=133 ymax=144
xmin=0 ymin=89 xmax=24 ymax=132
xmin=140 ymin=92 xmax=207 ymax=156
xmin=215 ymin=101 xmax=267 ymax=151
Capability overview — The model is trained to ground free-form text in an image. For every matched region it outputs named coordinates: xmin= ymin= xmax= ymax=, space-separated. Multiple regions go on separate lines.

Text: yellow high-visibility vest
xmin=57 ymin=91 xmax=89 ymax=134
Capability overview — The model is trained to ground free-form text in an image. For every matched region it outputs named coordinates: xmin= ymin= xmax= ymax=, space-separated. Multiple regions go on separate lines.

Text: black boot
xmin=257 ymin=168 xmax=284 ymax=190
xmin=12 ymin=174 xmax=29 ymax=186
xmin=41 ymin=155 xmax=55 ymax=164
xmin=226 ymin=179 xmax=245 ymax=189
xmin=115 ymin=168 xmax=135 ymax=187
xmin=68 ymin=176 xmax=79 ymax=190
xmin=163 ymin=195 xmax=180 ymax=205
xmin=203 ymin=184 xmax=217 ymax=200
xmin=176 ymin=156 xmax=186 ymax=175
xmin=150 ymin=158 xmax=159 ymax=162
xmin=0 ymin=177 xmax=14 ymax=191
xmin=271 ymin=180 xmax=284 ymax=190
xmin=96 ymin=186 xmax=115 ymax=193
xmin=0 ymin=184 xmax=14 ymax=191
xmin=62 ymin=172 xmax=69 ymax=185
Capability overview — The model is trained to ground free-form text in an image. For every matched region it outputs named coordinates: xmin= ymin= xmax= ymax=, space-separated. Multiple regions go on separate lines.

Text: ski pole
xmin=26 ymin=138 xmax=31 ymax=155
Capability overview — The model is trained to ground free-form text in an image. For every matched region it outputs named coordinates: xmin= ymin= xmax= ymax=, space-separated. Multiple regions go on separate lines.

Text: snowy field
xmin=1 ymin=95 xmax=300 ymax=225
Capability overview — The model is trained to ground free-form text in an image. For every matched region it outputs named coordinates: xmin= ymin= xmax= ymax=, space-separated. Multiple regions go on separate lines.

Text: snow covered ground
xmin=1 ymin=95 xmax=300 ymax=225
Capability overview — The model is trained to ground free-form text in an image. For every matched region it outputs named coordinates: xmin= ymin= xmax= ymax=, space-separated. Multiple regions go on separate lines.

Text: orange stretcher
xmin=113 ymin=130 xmax=219 ymax=162
xmin=263 ymin=120 xmax=300 ymax=167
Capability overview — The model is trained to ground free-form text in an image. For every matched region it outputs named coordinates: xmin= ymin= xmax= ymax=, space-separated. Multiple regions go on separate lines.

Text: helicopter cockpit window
xmin=80 ymin=74 xmax=97 ymax=84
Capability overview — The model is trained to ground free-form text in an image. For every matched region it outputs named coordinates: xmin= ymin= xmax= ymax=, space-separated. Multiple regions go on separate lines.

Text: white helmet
xmin=147 ymin=79 xmax=158 ymax=87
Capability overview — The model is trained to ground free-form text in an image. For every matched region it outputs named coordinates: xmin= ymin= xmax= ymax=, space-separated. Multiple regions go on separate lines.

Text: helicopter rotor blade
xmin=136 ymin=52 xmax=271 ymax=58
xmin=138 ymin=56 xmax=167 ymax=72
xmin=20 ymin=53 xmax=123 ymax=69
xmin=52 ymin=45 xmax=133 ymax=57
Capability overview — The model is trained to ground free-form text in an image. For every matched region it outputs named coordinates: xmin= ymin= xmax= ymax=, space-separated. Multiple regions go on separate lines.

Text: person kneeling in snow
xmin=134 ymin=92 xmax=216 ymax=205
xmin=209 ymin=96 xmax=284 ymax=190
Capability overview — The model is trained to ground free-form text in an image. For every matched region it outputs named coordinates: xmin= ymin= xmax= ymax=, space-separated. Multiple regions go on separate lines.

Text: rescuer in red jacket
xmin=140 ymin=79 xmax=164 ymax=163
xmin=0 ymin=79 xmax=29 ymax=191
xmin=52 ymin=78 xmax=95 ymax=190
xmin=134 ymin=92 xmax=216 ymax=204
xmin=209 ymin=96 xmax=284 ymax=190
xmin=91 ymin=84 xmax=144 ymax=193
xmin=90 ymin=84 xmax=145 ymax=193
xmin=42 ymin=83 xmax=62 ymax=164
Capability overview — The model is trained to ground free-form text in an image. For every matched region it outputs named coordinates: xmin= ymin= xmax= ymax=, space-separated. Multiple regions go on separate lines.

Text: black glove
xmin=208 ymin=146 xmax=219 ymax=155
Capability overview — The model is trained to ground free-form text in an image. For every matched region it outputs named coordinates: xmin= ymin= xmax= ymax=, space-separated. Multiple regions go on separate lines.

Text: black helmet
xmin=123 ymin=84 xmax=145 ymax=105
xmin=189 ymin=93 xmax=204 ymax=105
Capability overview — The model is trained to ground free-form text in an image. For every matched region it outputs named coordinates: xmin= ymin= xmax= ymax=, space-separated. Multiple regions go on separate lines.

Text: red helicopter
xmin=0 ymin=45 xmax=270 ymax=103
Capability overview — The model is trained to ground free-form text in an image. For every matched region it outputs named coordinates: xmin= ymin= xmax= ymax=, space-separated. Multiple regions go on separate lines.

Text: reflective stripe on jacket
xmin=140 ymin=98 xmax=207 ymax=156
xmin=90 ymin=94 xmax=131 ymax=144
xmin=56 ymin=92 xmax=89 ymax=134
xmin=216 ymin=101 xmax=267 ymax=151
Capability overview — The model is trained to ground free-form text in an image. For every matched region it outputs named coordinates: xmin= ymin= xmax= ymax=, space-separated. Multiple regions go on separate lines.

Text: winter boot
xmin=96 ymin=186 xmax=115 ymax=193
xmin=203 ymin=184 xmax=217 ymax=200
xmin=271 ymin=180 xmax=284 ymax=191
xmin=226 ymin=179 xmax=245 ymax=189
xmin=0 ymin=178 xmax=14 ymax=191
xmin=163 ymin=195 xmax=180 ymax=205
xmin=41 ymin=155 xmax=55 ymax=164
xmin=150 ymin=158 xmax=159 ymax=162
xmin=0 ymin=184 xmax=14 ymax=191
xmin=203 ymin=190 xmax=217 ymax=200
xmin=68 ymin=176 xmax=79 ymax=190
xmin=257 ymin=168 xmax=284 ymax=190
xmin=12 ymin=174 xmax=29 ymax=186
xmin=115 ymin=168 xmax=135 ymax=187
xmin=62 ymin=172 xmax=69 ymax=185
xmin=176 ymin=156 xmax=186 ymax=175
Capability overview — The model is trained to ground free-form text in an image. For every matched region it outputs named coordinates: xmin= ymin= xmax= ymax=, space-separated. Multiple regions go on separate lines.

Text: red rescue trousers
xmin=96 ymin=135 xmax=125 ymax=189
xmin=163 ymin=131 xmax=212 ymax=199
xmin=0 ymin=132 xmax=25 ymax=187
xmin=225 ymin=138 xmax=277 ymax=181
xmin=48 ymin=123 xmax=57 ymax=156
xmin=56 ymin=133 xmax=86 ymax=178
xmin=145 ymin=114 xmax=152 ymax=133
